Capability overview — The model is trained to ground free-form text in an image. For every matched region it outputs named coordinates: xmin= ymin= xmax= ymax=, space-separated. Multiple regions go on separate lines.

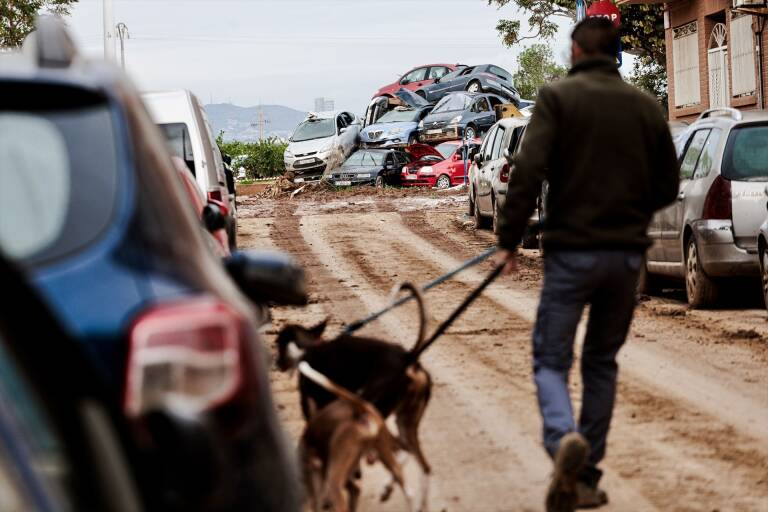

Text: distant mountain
xmin=205 ymin=103 xmax=307 ymax=142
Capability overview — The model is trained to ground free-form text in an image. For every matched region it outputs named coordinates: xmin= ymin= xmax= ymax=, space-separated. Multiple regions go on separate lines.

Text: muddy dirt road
xmin=239 ymin=191 xmax=768 ymax=512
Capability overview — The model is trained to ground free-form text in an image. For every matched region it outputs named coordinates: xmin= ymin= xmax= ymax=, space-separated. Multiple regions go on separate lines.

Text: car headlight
xmin=448 ymin=115 xmax=462 ymax=125
xmin=419 ymin=166 xmax=434 ymax=175
xmin=418 ymin=120 xmax=424 ymax=128
xmin=357 ymin=173 xmax=371 ymax=178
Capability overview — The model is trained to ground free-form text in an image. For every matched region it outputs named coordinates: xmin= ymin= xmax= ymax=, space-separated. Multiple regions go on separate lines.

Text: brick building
xmin=622 ymin=0 xmax=767 ymax=120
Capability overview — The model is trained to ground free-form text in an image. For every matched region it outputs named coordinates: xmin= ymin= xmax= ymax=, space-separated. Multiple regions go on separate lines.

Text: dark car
xmin=0 ymin=18 xmax=300 ymax=510
xmin=415 ymin=64 xmax=521 ymax=104
xmin=330 ymin=148 xmax=412 ymax=187
xmin=418 ymin=92 xmax=504 ymax=143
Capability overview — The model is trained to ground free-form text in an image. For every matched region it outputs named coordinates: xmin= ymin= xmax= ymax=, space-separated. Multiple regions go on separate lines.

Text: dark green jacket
xmin=497 ymin=57 xmax=679 ymax=251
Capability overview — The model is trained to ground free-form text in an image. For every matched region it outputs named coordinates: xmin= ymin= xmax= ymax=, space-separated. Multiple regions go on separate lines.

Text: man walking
xmin=494 ymin=18 xmax=679 ymax=512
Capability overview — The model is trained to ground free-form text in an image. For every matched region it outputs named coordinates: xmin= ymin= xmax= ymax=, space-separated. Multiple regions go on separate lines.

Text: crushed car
xmin=401 ymin=139 xmax=482 ymax=189
xmin=284 ymin=110 xmax=360 ymax=183
xmin=414 ymin=64 xmax=521 ymax=105
xmin=418 ymin=92 xmax=505 ymax=143
xmin=360 ymin=89 xmax=433 ymax=147
xmin=372 ymin=63 xmax=463 ymax=99
xmin=329 ymin=148 xmax=413 ymax=187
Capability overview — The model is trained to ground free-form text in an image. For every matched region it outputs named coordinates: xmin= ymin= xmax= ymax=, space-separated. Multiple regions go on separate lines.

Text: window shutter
xmin=730 ymin=15 xmax=756 ymax=97
xmin=673 ymin=22 xmax=701 ymax=107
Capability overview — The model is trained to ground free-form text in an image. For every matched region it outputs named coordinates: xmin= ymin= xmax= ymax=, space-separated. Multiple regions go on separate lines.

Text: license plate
xmin=294 ymin=177 xmax=304 ymax=183
xmin=427 ymin=129 xmax=442 ymax=135
xmin=406 ymin=175 xmax=417 ymax=180
xmin=335 ymin=180 xmax=351 ymax=186
xmin=296 ymin=158 xmax=314 ymax=165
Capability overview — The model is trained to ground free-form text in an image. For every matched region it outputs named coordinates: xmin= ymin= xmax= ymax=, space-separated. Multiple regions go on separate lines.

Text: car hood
xmin=395 ymin=88 xmax=430 ymax=107
xmin=422 ymin=110 xmax=466 ymax=124
xmin=406 ymin=143 xmax=443 ymax=160
xmin=287 ymin=137 xmax=334 ymax=155
xmin=363 ymin=120 xmax=417 ymax=135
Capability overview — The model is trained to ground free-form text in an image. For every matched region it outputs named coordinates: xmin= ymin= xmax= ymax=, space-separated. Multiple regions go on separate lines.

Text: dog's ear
xmin=308 ymin=317 xmax=329 ymax=339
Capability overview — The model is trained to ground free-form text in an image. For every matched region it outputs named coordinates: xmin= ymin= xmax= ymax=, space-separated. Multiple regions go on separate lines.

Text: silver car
xmin=643 ymin=108 xmax=768 ymax=308
xmin=468 ymin=116 xmax=540 ymax=247
xmin=756 ymin=217 xmax=768 ymax=310
xmin=284 ymin=111 xmax=360 ymax=182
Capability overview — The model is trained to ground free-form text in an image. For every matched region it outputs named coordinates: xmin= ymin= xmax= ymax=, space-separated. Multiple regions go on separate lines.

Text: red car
xmin=401 ymin=139 xmax=482 ymax=188
xmin=374 ymin=64 xmax=462 ymax=99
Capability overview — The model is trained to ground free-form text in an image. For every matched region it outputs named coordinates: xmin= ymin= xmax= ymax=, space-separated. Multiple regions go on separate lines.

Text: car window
xmin=0 ymin=95 xmax=119 ymax=266
xmin=291 ymin=118 xmax=335 ymax=142
xmin=336 ymin=115 xmax=347 ymax=131
xmin=679 ymin=129 xmax=710 ymax=180
xmin=435 ymin=142 xmax=458 ymax=159
xmin=489 ymin=65 xmax=513 ymax=82
xmin=158 ymin=123 xmax=196 ymax=175
xmin=460 ymin=67 xmax=475 ymax=76
xmin=722 ymin=123 xmax=768 ymax=181
xmin=401 ymin=67 xmax=428 ymax=84
xmin=483 ymin=127 xmax=498 ymax=160
xmin=344 ymin=151 xmax=385 ymax=167
xmin=487 ymin=96 xmax=504 ymax=109
xmin=693 ymin=128 xmax=722 ymax=179
xmin=428 ymin=66 xmax=450 ymax=80
xmin=515 ymin=127 xmax=527 ymax=153
xmin=474 ymin=98 xmax=490 ymax=113
xmin=491 ymin=126 xmax=506 ymax=159
xmin=436 ymin=68 xmax=463 ymax=83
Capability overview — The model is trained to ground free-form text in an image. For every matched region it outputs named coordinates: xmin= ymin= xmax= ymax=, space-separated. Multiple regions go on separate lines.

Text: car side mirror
xmin=474 ymin=153 xmax=483 ymax=165
xmin=202 ymin=202 xmax=227 ymax=232
xmin=225 ymin=250 xmax=308 ymax=306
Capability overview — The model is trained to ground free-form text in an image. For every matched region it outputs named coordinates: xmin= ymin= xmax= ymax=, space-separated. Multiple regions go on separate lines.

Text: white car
xmin=284 ymin=111 xmax=360 ymax=182
xmin=142 ymin=90 xmax=237 ymax=247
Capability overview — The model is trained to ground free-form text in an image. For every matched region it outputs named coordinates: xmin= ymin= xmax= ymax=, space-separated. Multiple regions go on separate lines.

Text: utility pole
xmin=250 ymin=105 xmax=270 ymax=141
xmin=116 ymin=22 xmax=129 ymax=69
xmin=103 ymin=0 xmax=115 ymax=60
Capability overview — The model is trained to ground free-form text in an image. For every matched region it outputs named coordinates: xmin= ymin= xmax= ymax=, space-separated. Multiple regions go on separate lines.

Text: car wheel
xmin=436 ymin=174 xmax=451 ymax=189
xmin=375 ymin=174 xmax=385 ymax=188
xmin=685 ymin=237 xmax=717 ymax=308
xmin=467 ymin=81 xmax=482 ymax=93
xmin=468 ymin=188 xmax=476 ymax=216
xmin=761 ymin=248 xmax=768 ymax=311
xmin=464 ymin=125 xmax=477 ymax=140
xmin=474 ymin=194 xmax=490 ymax=229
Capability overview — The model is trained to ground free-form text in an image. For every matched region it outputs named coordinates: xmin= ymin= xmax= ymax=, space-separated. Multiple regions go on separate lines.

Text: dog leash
xmin=410 ymin=262 xmax=505 ymax=360
xmin=343 ymin=246 xmax=498 ymax=335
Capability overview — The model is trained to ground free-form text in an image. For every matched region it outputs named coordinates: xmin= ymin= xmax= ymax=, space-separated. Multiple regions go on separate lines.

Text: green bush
xmin=217 ymin=133 xmax=288 ymax=179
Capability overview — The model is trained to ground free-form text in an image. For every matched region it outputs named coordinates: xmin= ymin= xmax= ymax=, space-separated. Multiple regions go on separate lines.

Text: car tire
xmin=761 ymin=248 xmax=768 ymax=311
xmin=375 ymin=174 xmax=385 ymax=188
xmin=464 ymin=125 xmax=477 ymax=140
xmin=474 ymin=194 xmax=491 ymax=230
xmin=436 ymin=174 xmax=451 ymax=189
xmin=685 ymin=237 xmax=717 ymax=308
xmin=467 ymin=81 xmax=482 ymax=93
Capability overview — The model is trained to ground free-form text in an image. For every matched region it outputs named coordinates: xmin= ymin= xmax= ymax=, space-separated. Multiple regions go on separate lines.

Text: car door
xmin=473 ymin=97 xmax=496 ymax=132
xmin=400 ymin=67 xmax=429 ymax=91
xmin=471 ymin=128 xmax=494 ymax=208
xmin=660 ymin=128 xmax=711 ymax=266
xmin=478 ymin=126 xmax=502 ymax=214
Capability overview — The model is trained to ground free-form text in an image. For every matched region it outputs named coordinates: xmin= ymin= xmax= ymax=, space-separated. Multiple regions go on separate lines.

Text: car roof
xmin=691 ymin=108 xmax=768 ymax=130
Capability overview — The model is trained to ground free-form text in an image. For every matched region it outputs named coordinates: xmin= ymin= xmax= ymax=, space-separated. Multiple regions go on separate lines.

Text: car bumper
xmin=285 ymin=156 xmax=328 ymax=181
xmin=419 ymin=126 xmax=461 ymax=143
xmin=361 ymin=138 xmax=408 ymax=148
xmin=692 ymin=219 xmax=759 ymax=276
xmin=330 ymin=176 xmax=375 ymax=186
xmin=401 ymin=174 xmax=437 ymax=187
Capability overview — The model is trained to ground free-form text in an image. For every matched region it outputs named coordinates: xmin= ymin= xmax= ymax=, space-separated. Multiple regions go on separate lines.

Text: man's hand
xmin=494 ymin=249 xmax=518 ymax=276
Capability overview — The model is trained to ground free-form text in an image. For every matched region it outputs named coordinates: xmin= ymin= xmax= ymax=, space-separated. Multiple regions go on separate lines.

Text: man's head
xmin=571 ymin=17 xmax=620 ymax=65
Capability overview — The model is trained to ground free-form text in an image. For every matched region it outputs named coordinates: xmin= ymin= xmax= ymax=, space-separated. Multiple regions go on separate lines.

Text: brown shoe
xmin=545 ymin=433 xmax=590 ymax=512
xmin=576 ymin=482 xmax=608 ymax=509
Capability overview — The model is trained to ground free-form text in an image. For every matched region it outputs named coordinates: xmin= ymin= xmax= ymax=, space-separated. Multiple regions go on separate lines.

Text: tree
xmin=513 ymin=44 xmax=567 ymax=99
xmin=486 ymin=0 xmax=666 ymax=101
xmin=217 ymin=133 xmax=288 ymax=179
xmin=0 ymin=0 xmax=78 ymax=48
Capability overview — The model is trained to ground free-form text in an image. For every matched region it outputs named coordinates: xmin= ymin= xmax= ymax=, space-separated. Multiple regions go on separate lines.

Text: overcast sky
xmin=66 ymin=0 xmax=573 ymax=112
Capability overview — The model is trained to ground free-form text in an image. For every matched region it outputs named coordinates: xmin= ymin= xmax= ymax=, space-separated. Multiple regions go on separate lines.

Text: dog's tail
xmin=298 ymin=361 xmax=378 ymax=417
xmin=395 ymin=282 xmax=427 ymax=356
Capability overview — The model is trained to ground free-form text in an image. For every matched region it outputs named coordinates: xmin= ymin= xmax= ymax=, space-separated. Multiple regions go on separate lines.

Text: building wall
xmin=666 ymin=0 xmax=766 ymax=121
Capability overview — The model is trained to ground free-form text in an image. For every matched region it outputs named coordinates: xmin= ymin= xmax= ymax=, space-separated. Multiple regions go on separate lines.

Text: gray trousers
xmin=533 ymin=250 xmax=642 ymax=487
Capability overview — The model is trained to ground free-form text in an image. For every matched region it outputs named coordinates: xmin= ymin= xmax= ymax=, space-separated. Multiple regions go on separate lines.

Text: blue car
xmin=0 ymin=18 xmax=300 ymax=511
xmin=359 ymin=104 xmax=433 ymax=147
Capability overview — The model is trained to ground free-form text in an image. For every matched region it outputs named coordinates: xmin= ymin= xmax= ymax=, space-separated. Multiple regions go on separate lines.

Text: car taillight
xmin=499 ymin=163 xmax=510 ymax=183
xmin=124 ymin=298 xmax=244 ymax=417
xmin=702 ymin=175 xmax=732 ymax=220
xmin=207 ymin=190 xmax=223 ymax=202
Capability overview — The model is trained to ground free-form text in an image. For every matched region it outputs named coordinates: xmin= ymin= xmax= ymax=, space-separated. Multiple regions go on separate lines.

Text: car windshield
xmin=376 ymin=109 xmax=419 ymax=123
xmin=435 ymin=142 xmax=458 ymax=159
xmin=343 ymin=151 xmax=386 ymax=167
xmin=433 ymin=94 xmax=472 ymax=113
xmin=291 ymin=118 xmax=335 ymax=142
xmin=0 ymin=88 xmax=119 ymax=266
xmin=722 ymin=124 xmax=768 ymax=181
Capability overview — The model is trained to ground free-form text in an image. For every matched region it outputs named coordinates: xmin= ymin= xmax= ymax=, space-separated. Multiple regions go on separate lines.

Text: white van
xmin=142 ymin=90 xmax=237 ymax=246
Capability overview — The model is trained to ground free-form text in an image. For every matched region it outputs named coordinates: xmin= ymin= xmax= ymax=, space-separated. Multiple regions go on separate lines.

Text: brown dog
xmin=297 ymin=361 xmax=413 ymax=512
xmin=275 ymin=283 xmax=432 ymax=508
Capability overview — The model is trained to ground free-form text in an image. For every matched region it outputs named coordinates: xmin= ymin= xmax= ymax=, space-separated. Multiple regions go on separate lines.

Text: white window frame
xmin=730 ymin=14 xmax=757 ymax=97
xmin=673 ymin=22 xmax=701 ymax=108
